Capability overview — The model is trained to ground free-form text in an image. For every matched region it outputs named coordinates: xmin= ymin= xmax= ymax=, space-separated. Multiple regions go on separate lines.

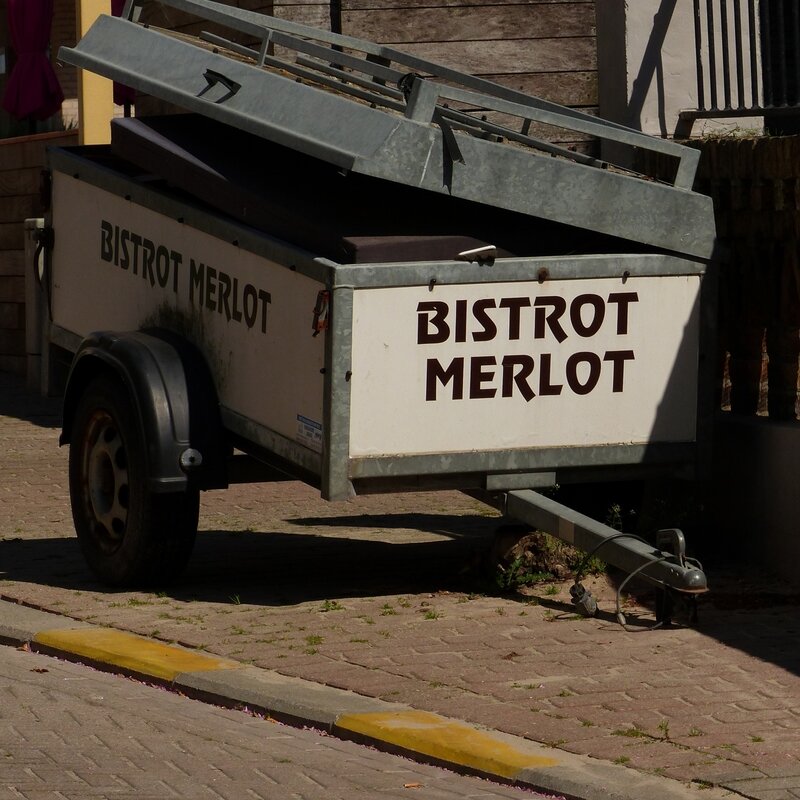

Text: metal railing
xmin=677 ymin=0 xmax=800 ymax=136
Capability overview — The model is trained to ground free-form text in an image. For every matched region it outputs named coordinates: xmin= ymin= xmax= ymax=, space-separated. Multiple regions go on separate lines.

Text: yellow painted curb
xmin=336 ymin=710 xmax=558 ymax=779
xmin=34 ymin=628 xmax=241 ymax=682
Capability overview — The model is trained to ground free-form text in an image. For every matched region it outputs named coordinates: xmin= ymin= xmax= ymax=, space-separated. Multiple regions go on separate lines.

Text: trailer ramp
xmin=60 ymin=0 xmax=715 ymax=259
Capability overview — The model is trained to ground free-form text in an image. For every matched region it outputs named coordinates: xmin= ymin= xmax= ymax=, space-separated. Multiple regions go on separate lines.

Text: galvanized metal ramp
xmin=59 ymin=0 xmax=716 ymax=259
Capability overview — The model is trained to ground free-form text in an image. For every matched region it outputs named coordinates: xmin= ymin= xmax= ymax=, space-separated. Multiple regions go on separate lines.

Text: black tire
xmin=68 ymin=374 xmax=199 ymax=586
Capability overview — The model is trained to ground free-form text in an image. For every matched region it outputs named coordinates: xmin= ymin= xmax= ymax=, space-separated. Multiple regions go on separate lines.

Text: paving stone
xmin=2 ymin=371 xmax=800 ymax=798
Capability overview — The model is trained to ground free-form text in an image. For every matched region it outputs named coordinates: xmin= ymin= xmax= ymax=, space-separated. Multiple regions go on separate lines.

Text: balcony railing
xmin=677 ymin=0 xmax=800 ymax=136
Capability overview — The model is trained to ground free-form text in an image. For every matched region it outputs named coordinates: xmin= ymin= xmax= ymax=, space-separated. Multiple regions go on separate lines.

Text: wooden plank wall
xmin=139 ymin=1 xmax=597 ymax=147
xmin=0 ymin=132 xmax=78 ymax=375
xmin=342 ymin=1 xmax=596 ymax=105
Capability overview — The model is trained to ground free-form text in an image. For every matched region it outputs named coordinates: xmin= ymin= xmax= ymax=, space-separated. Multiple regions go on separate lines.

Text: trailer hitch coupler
xmin=570 ymin=582 xmax=598 ymax=617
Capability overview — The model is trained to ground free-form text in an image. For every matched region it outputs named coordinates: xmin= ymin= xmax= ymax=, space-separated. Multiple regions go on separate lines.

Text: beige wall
xmin=597 ymin=0 xmax=762 ymax=139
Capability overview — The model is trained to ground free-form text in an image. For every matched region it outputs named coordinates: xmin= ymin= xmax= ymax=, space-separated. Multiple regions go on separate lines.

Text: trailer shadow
xmin=3 ymin=530 xmax=800 ymax=677
xmin=182 ymin=518 xmax=494 ymax=604
xmin=0 ymin=517 xmax=495 ymax=605
xmin=0 ymin=373 xmax=61 ymax=429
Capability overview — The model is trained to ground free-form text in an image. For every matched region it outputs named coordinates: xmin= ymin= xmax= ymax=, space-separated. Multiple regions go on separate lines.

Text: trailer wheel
xmin=68 ymin=375 xmax=199 ymax=586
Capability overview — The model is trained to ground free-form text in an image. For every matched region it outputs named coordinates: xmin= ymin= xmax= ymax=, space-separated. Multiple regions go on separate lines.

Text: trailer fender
xmin=60 ymin=329 xmax=229 ymax=491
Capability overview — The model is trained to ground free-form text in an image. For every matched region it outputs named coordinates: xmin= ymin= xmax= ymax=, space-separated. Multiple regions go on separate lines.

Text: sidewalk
xmin=2 ymin=371 xmax=799 ymax=799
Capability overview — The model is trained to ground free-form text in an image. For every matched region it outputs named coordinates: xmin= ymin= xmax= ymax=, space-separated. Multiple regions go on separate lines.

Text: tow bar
xmin=490 ymin=489 xmax=707 ymax=627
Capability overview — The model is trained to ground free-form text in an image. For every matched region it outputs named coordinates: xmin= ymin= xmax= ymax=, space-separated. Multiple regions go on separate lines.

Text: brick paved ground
xmin=0 ymin=644 xmax=549 ymax=799
xmin=2 ymin=372 xmax=799 ymax=798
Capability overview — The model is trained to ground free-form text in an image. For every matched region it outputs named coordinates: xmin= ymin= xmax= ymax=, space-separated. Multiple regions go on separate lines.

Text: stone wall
xmin=0 ymin=131 xmax=78 ymax=375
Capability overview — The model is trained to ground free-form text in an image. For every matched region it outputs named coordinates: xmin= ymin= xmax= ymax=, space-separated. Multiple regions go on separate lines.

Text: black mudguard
xmin=60 ymin=329 xmax=229 ymax=491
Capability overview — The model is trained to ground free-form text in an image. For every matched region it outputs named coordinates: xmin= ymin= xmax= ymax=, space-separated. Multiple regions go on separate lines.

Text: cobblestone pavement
xmin=0 ymin=643 xmax=551 ymax=799
xmin=2 ymin=372 xmax=800 ymax=798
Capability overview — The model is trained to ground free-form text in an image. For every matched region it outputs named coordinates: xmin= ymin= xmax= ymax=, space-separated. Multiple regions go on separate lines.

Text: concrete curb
xmin=0 ymin=598 xmax=737 ymax=800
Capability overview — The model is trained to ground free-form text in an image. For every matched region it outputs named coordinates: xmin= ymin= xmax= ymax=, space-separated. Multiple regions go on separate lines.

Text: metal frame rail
xmin=61 ymin=0 xmax=716 ymax=258
xmin=123 ymin=0 xmax=700 ymax=189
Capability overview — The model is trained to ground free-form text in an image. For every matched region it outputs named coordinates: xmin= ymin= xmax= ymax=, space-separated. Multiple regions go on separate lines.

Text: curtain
xmin=2 ymin=0 xmax=64 ymax=120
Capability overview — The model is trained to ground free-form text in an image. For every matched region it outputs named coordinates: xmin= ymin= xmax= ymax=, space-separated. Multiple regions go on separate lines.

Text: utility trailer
xmin=38 ymin=0 xmax=713 ymax=605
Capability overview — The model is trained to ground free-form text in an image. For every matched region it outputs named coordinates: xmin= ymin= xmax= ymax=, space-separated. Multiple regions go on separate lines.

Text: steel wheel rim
xmin=82 ymin=410 xmax=129 ymax=551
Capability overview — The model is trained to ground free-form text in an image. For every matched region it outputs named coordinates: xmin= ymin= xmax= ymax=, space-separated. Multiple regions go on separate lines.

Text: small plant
xmin=544 ymin=585 xmax=559 ymax=596
xmin=398 ymin=597 xmax=412 ymax=608
xmin=613 ymin=726 xmax=648 ymax=738
xmin=349 ymin=637 xmax=368 ymax=644
xmin=658 ymin=720 xmax=670 ymax=740
xmin=380 ymin=604 xmax=397 ymax=616
xmin=496 ymin=557 xmax=555 ymax=591
xmin=606 ymin=502 xmax=623 ymax=531
xmin=557 ymin=689 xmax=573 ymax=697
xmin=229 ymin=594 xmax=241 ymax=605
xmin=231 ymin=625 xmax=246 ymax=636
xmin=495 ymin=607 xmax=506 ymax=616
xmin=581 ymin=720 xmax=595 ymax=727
xmin=613 ymin=756 xmax=630 ymax=765
xmin=423 ymin=610 xmax=442 ymax=620
xmin=750 ymin=734 xmax=764 ymax=743
xmin=688 ymin=726 xmax=704 ymax=737
xmin=305 ymin=635 xmax=323 ymax=646
xmin=319 ymin=599 xmax=344 ymax=612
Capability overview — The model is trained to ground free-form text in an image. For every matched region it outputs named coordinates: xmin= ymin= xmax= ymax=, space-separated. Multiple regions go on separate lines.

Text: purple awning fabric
xmin=2 ymin=0 xmax=64 ymax=120
xmin=111 ymin=0 xmax=135 ymax=106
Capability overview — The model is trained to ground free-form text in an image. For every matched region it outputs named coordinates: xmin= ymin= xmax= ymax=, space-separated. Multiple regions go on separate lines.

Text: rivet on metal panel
xmin=537 ymin=268 xmax=549 ymax=284
xmin=622 ymin=270 xmax=631 ymax=283
xmin=345 ymin=371 xmax=352 ymax=382
xmin=428 ymin=278 xmax=437 ymax=291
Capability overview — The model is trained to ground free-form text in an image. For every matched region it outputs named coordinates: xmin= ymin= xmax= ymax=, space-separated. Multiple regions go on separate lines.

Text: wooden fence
xmin=696 ymin=135 xmax=800 ymax=420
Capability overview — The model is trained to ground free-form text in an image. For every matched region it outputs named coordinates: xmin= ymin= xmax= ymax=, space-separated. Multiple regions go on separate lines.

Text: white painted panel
xmin=50 ymin=175 xmax=325 ymax=450
xmin=349 ymin=275 xmax=701 ymax=457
